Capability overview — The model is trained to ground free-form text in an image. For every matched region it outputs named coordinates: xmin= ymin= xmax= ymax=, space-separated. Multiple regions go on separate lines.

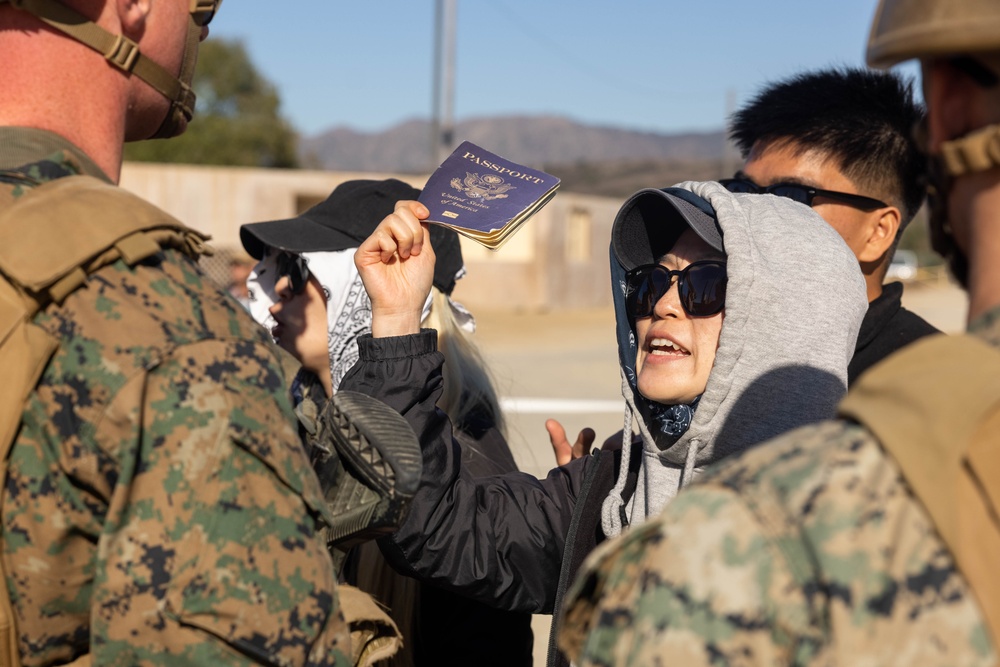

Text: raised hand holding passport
xmin=355 ymin=200 xmax=435 ymax=338
xmin=418 ymin=141 xmax=560 ymax=250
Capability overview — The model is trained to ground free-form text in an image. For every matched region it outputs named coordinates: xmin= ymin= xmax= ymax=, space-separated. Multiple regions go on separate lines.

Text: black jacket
xmin=413 ymin=420 xmax=534 ymax=666
xmin=340 ymin=330 xmax=631 ymax=667
xmin=848 ymin=282 xmax=940 ymax=385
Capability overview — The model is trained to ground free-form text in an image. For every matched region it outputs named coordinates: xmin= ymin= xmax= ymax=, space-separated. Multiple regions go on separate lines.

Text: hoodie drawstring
xmin=681 ymin=438 xmax=699 ymax=489
xmin=601 ymin=372 xmax=637 ymax=539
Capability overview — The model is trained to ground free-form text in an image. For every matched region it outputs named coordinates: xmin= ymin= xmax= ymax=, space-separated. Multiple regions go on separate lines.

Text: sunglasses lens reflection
xmin=633 ymin=268 xmax=665 ymax=318
xmin=630 ymin=262 xmax=726 ymax=319
xmin=682 ymin=263 xmax=727 ymax=317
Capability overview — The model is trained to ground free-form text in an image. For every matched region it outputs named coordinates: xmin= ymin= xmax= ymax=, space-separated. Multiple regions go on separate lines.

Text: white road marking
xmin=500 ymin=397 xmax=624 ymax=414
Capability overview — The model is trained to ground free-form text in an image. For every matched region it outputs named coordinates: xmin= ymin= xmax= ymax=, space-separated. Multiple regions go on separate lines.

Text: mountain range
xmin=299 ymin=116 xmax=738 ymax=197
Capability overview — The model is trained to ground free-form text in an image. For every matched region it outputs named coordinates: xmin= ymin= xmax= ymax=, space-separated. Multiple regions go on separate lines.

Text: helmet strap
xmin=924 ymin=157 xmax=970 ymax=287
xmin=939 ymin=123 xmax=1000 ymax=177
xmin=150 ymin=13 xmax=203 ymax=139
xmin=3 ymin=0 xmax=198 ymax=140
xmin=924 ymin=124 xmax=1000 ymax=288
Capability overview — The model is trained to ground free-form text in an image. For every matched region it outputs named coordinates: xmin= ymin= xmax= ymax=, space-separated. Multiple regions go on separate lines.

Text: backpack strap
xmin=0 ymin=174 xmax=211 ymax=665
xmin=0 ymin=278 xmax=49 ymax=667
xmin=0 ymin=174 xmax=211 ymax=308
xmin=839 ymin=334 xmax=1000 ymax=646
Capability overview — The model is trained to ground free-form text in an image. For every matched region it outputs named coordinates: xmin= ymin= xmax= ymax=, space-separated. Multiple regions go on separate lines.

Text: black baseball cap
xmin=240 ymin=178 xmax=464 ymax=295
xmin=612 ymin=187 xmax=724 ymax=270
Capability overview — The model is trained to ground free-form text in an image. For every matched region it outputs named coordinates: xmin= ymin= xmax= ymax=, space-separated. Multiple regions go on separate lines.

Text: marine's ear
xmin=115 ymin=0 xmax=152 ymax=36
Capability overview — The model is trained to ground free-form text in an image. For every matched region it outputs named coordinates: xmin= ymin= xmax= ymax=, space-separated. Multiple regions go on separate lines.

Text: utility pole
xmin=431 ymin=0 xmax=457 ymax=168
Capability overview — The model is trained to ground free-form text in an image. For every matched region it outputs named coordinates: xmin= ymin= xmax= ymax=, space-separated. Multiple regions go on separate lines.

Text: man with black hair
xmin=727 ymin=67 xmax=938 ymax=383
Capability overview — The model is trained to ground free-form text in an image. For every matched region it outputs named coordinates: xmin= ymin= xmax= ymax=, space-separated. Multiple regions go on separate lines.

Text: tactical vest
xmin=0 ymin=171 xmax=403 ymax=667
xmin=0 ymin=171 xmax=209 ymax=667
xmin=840 ymin=333 xmax=1000 ymax=649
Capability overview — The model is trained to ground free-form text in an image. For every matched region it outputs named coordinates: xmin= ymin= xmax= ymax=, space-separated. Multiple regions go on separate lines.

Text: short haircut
xmin=730 ymin=67 xmax=926 ymax=228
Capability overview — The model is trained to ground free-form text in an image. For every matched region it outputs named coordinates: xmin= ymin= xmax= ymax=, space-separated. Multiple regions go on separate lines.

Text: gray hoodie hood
xmin=602 ymin=181 xmax=867 ymax=537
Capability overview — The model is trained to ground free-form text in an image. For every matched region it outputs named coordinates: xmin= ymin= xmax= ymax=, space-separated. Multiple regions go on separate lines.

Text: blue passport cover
xmin=419 ymin=141 xmax=560 ymax=236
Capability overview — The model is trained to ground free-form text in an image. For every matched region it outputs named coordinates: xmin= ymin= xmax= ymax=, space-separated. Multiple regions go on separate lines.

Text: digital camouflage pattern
xmin=558 ymin=309 xmax=1000 ymax=667
xmin=0 ymin=128 xmax=351 ymax=665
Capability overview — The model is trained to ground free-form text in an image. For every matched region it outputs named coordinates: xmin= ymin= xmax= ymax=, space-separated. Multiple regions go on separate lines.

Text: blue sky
xmin=211 ymin=1 xmax=918 ymax=138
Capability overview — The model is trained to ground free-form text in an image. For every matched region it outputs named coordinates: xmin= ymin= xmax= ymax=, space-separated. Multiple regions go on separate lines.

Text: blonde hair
xmin=422 ymin=288 xmax=505 ymax=436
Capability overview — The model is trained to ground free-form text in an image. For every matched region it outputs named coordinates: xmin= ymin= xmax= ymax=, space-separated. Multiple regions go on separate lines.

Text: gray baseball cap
xmin=612 ymin=187 xmax=724 ymax=270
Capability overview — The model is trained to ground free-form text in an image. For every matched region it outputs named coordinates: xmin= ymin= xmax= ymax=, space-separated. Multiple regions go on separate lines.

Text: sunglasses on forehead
xmin=626 ymin=260 xmax=727 ymax=320
xmin=274 ymin=251 xmax=311 ymax=295
xmin=720 ymin=178 xmax=888 ymax=211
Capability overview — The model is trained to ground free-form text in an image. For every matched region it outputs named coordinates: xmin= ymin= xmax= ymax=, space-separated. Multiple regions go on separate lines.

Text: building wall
xmin=118 ymin=163 xmax=621 ymax=311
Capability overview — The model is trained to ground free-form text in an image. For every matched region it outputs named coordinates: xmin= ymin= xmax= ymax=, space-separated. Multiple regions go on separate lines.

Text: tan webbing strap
xmin=337 ymin=585 xmax=402 ymax=667
xmin=5 ymin=0 xmax=190 ymax=114
xmin=0 ymin=175 xmax=210 ymax=665
xmin=840 ymin=334 xmax=1000 ymax=646
xmin=0 ymin=279 xmax=55 ymax=486
xmin=44 ymin=268 xmax=87 ymax=309
xmin=940 ymin=123 xmax=1000 ymax=177
xmin=0 ymin=279 xmax=56 ymax=667
xmin=43 ymin=230 xmax=209 ymax=309
xmin=114 ymin=232 xmax=163 ymax=266
xmin=0 ymin=175 xmax=210 ymax=297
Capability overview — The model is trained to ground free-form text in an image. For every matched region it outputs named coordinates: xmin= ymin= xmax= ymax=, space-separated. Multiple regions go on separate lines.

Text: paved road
xmin=463 ymin=282 xmax=968 ymax=665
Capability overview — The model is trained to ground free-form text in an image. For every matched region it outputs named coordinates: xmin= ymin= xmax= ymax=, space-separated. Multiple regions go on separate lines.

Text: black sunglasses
xmin=274 ymin=251 xmax=311 ymax=295
xmin=720 ymin=178 xmax=888 ymax=211
xmin=626 ymin=260 xmax=727 ymax=320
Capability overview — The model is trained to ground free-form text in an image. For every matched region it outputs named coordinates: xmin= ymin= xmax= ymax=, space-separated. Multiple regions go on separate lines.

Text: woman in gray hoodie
xmin=343 ymin=181 xmax=867 ymax=666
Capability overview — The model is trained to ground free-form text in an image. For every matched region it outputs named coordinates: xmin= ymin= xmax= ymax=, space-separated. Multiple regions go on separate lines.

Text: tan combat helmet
xmin=0 ymin=0 xmax=222 ymax=140
xmin=867 ymin=0 xmax=1000 ymax=179
xmin=866 ymin=0 xmax=1000 ymax=285
xmin=867 ymin=0 xmax=1000 ymax=68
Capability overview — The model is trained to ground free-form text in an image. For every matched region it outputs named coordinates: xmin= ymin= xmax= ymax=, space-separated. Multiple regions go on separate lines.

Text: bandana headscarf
xmin=247 ymin=248 xmax=472 ymax=396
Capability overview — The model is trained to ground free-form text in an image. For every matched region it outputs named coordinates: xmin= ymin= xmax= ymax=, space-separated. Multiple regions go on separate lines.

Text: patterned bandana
xmin=247 ymin=248 xmax=473 ymax=395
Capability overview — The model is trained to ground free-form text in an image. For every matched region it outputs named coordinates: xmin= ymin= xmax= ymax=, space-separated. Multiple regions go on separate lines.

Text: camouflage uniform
xmin=0 ymin=128 xmax=351 ymax=666
xmin=558 ymin=310 xmax=1000 ymax=667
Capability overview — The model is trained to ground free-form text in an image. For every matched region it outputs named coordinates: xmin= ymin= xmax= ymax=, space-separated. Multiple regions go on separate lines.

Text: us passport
xmin=419 ymin=141 xmax=560 ymax=250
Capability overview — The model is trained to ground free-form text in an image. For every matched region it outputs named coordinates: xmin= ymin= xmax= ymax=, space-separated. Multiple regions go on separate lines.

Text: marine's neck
xmin=0 ymin=23 xmax=127 ymax=182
